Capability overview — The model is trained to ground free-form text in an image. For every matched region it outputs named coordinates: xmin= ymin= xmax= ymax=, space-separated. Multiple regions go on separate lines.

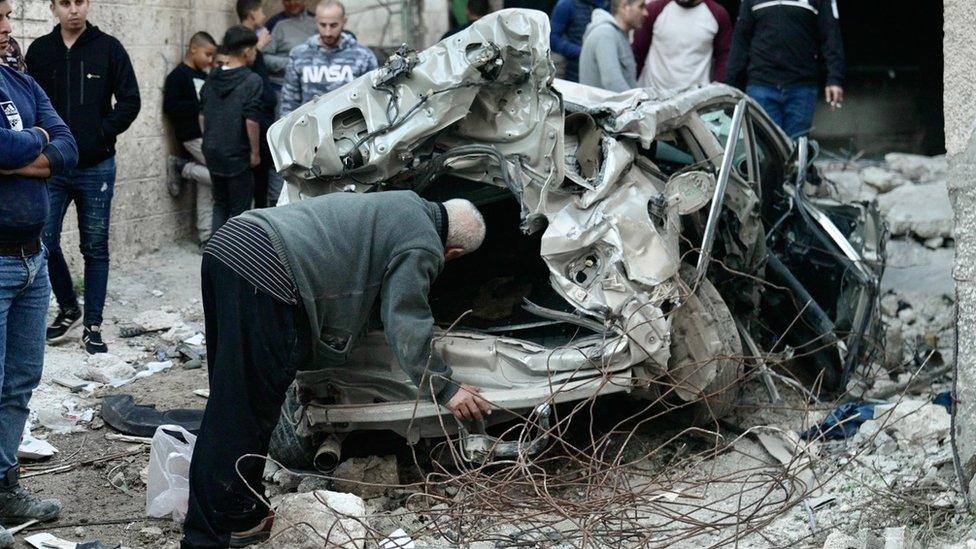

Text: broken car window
xmin=700 ymin=105 xmax=752 ymax=181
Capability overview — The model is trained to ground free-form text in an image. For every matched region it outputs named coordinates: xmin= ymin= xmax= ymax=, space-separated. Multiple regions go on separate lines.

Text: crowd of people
xmin=163 ymin=0 xmax=377 ymax=248
xmin=554 ymin=0 xmax=845 ymax=138
xmin=0 ymin=0 xmax=848 ymax=547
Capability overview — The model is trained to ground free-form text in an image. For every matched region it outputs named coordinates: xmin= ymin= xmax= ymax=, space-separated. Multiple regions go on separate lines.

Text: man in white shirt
xmin=631 ymin=0 xmax=732 ymax=95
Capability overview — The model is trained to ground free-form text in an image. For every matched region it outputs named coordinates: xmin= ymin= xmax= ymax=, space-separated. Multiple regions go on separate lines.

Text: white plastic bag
xmin=146 ymin=424 xmax=196 ymax=521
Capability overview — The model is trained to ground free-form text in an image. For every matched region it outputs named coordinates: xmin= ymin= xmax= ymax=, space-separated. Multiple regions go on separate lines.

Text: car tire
xmin=664 ymin=265 xmax=744 ymax=426
xmin=268 ymin=383 xmax=320 ymax=470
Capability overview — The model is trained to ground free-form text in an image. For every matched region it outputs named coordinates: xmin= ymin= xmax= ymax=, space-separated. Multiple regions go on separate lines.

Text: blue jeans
xmin=746 ymin=84 xmax=819 ymax=139
xmin=0 ymin=247 xmax=50 ymax=475
xmin=43 ymin=157 xmax=115 ymax=327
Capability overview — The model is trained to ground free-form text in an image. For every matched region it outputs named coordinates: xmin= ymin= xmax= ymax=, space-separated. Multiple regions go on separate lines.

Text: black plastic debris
xmin=101 ymin=394 xmax=203 ymax=437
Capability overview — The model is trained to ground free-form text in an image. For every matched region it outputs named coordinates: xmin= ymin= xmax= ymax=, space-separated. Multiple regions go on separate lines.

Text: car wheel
xmin=664 ymin=265 xmax=744 ymax=425
xmin=268 ymin=383 xmax=320 ymax=470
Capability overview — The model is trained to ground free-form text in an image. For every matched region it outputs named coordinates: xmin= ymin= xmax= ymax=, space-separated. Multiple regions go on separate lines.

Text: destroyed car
xmin=266 ymin=10 xmax=885 ymax=465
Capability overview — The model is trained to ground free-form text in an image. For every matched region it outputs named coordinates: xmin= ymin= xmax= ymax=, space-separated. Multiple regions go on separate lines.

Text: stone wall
xmin=943 ymin=0 xmax=976 ymax=504
xmin=8 ymin=0 xmax=446 ymax=270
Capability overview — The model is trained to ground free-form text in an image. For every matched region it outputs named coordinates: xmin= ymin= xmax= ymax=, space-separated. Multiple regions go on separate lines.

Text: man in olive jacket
xmin=182 ymin=191 xmax=490 ymax=548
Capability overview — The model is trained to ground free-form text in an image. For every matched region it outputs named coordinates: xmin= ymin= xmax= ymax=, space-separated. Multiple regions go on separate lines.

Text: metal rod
xmin=795 ymin=135 xmax=808 ymax=187
xmin=695 ymin=98 xmax=748 ymax=285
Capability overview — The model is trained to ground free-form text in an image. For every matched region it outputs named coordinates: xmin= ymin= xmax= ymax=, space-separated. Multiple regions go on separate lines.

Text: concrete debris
xmin=333 ymin=455 xmax=400 ymax=499
xmin=161 ymin=323 xmax=197 ymax=344
xmin=131 ymin=309 xmax=182 ymax=332
xmin=884 ymin=153 xmax=947 ymax=183
xmin=822 ymin=530 xmax=873 ymax=549
xmin=297 ymin=476 xmax=332 ymax=494
xmin=824 ymin=171 xmax=878 ymax=202
xmin=183 ymin=332 xmax=205 ymax=346
xmin=872 ymin=400 xmax=951 ymax=445
xmin=269 ymin=490 xmax=367 ymax=549
xmin=860 ymin=166 xmax=909 ymax=192
xmin=379 ymin=528 xmax=415 ymax=549
xmin=924 ymin=236 xmax=944 ymax=249
xmin=80 ymin=354 xmax=137 ymax=387
xmin=877 ymin=182 xmax=953 ymax=239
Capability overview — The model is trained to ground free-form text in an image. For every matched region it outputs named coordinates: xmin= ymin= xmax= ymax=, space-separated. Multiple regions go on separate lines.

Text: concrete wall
xmin=943 ymin=0 xmax=976 ymax=502
xmin=8 ymin=0 xmax=447 ymax=271
xmin=9 ymin=0 xmax=237 ymax=268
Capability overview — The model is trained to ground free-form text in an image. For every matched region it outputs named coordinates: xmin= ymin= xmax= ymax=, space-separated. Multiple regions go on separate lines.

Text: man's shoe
xmin=0 ymin=482 xmax=61 ymax=525
xmin=82 ymin=325 xmax=108 ymax=354
xmin=229 ymin=511 xmax=274 ymax=547
xmin=0 ymin=525 xmax=12 ymax=548
xmin=46 ymin=307 xmax=81 ymax=343
xmin=167 ymin=155 xmax=189 ymax=197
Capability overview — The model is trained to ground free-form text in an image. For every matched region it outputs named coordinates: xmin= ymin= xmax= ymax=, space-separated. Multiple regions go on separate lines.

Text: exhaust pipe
xmin=313 ymin=433 xmax=345 ymax=471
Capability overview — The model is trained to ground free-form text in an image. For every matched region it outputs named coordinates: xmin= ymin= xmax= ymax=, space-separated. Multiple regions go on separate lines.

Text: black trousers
xmin=210 ymin=170 xmax=254 ymax=235
xmin=181 ymin=256 xmax=310 ymax=548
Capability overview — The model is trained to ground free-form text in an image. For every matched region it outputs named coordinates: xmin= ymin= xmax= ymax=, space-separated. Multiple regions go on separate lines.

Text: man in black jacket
xmin=164 ymin=32 xmax=217 ymax=245
xmin=236 ymin=0 xmax=278 ymax=208
xmin=25 ymin=0 xmax=141 ymax=354
xmin=725 ymin=0 xmax=844 ymax=139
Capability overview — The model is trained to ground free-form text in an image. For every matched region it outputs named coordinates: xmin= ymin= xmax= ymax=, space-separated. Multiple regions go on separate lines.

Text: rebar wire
xmin=233 ymin=253 xmax=953 ymax=548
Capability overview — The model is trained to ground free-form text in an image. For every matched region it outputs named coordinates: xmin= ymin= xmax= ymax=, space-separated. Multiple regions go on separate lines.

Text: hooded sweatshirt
xmin=279 ymin=32 xmax=378 ymax=117
xmin=25 ymin=23 xmax=140 ymax=168
xmin=578 ymin=9 xmax=638 ymax=93
xmin=199 ymin=66 xmax=263 ymax=177
xmin=243 ymin=190 xmax=459 ymax=403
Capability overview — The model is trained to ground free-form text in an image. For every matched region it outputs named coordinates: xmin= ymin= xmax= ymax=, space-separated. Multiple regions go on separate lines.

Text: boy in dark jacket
xmin=0 ymin=0 xmax=79 ymax=542
xmin=236 ymin=0 xmax=278 ymax=208
xmin=25 ymin=0 xmax=141 ymax=354
xmin=163 ymin=32 xmax=216 ymax=244
xmin=199 ymin=26 xmax=263 ymax=233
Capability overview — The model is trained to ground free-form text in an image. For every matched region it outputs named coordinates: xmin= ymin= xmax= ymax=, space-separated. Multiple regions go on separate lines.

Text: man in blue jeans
xmin=725 ymin=0 xmax=845 ymax=139
xmin=25 ymin=0 xmax=141 ymax=354
xmin=0 ymin=0 xmax=79 ymax=544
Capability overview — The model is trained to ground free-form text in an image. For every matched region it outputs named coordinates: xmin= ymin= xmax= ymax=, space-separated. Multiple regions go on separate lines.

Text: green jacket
xmin=243 ymin=191 xmax=458 ymax=403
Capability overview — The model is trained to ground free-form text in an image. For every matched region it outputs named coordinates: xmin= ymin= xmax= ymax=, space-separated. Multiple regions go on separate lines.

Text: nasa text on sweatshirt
xmin=279 ymin=32 xmax=378 ymax=117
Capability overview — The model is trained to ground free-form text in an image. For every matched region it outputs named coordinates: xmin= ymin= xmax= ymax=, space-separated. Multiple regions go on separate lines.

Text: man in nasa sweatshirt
xmin=278 ymin=0 xmax=377 ymax=117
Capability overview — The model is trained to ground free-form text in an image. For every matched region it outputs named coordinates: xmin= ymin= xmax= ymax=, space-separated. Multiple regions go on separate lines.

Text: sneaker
xmin=82 ymin=324 xmax=108 ymax=354
xmin=0 ymin=483 xmax=61 ymax=525
xmin=229 ymin=511 xmax=274 ymax=547
xmin=46 ymin=307 xmax=81 ymax=343
xmin=167 ymin=155 xmax=189 ymax=197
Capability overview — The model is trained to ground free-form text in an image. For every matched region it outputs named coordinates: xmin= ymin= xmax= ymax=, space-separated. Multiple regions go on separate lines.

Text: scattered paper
xmin=25 ymin=532 xmax=76 ymax=549
xmin=18 ymin=432 xmax=58 ymax=460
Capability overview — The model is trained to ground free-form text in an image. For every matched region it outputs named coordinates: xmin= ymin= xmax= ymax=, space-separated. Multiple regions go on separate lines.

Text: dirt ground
xmin=15 ymin=245 xmax=207 ymax=548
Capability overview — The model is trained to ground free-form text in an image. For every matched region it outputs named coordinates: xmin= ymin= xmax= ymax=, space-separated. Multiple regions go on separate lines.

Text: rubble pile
xmin=820 ymin=153 xmax=955 ymax=369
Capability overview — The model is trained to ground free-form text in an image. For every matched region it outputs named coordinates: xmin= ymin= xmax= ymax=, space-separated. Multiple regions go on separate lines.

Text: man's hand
xmin=257 ymin=29 xmax=272 ymax=50
xmin=825 ymin=85 xmax=844 ymax=109
xmin=446 ymin=384 xmax=492 ymax=422
xmin=250 ymin=150 xmax=261 ymax=168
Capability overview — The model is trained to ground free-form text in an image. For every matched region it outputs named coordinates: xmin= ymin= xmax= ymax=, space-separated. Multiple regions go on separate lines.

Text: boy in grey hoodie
xmin=578 ymin=0 xmax=644 ymax=92
xmin=279 ymin=0 xmax=377 ymax=116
